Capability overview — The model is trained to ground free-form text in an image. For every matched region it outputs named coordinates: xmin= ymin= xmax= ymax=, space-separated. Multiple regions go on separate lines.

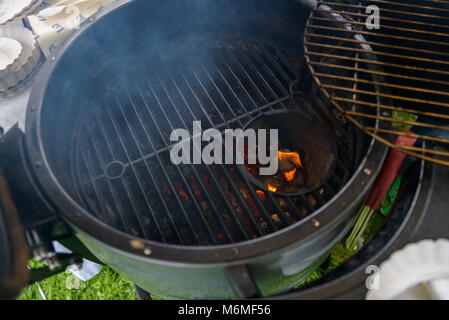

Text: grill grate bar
xmin=306 ymin=2 xmax=449 ymax=166
xmin=188 ymin=40 xmax=318 ymax=230
xmin=158 ymin=63 xmax=262 ymax=240
xmin=365 ymin=127 xmax=449 ymax=145
xmin=321 ymin=84 xmax=449 ymax=109
xmin=81 ymin=133 xmax=132 ymax=230
xmin=333 ymin=97 xmax=449 ymax=121
xmin=305 ymin=33 xmax=449 ymax=58
xmin=216 ymin=49 xmax=260 ymax=109
xmin=256 ymin=43 xmax=297 ymax=94
xmin=104 ymin=96 xmax=170 ymax=241
xmin=222 ymin=43 xmax=306 ymax=224
xmin=270 ymin=45 xmax=301 ymax=79
xmin=284 ymin=197 xmax=302 ymax=221
xmin=316 ymin=73 xmax=449 ymax=98
xmin=175 ymin=66 xmax=253 ymax=240
xmin=181 ymin=67 xmax=260 ymax=239
xmin=400 ymin=145 xmax=449 ymax=157
xmin=346 ymin=111 xmax=449 ymax=132
xmin=312 ymin=8 xmax=449 ymax=30
xmin=306 ymin=51 xmax=449 ymax=77
xmin=114 ymin=88 xmax=203 ymax=244
xmin=76 ymin=146 xmax=128 ymax=231
xmin=245 ymin=44 xmax=346 ymax=216
xmin=197 ymin=50 xmax=281 ymax=232
xmin=361 ymin=0 xmax=449 ymax=12
xmin=265 ymin=192 xmax=290 ymax=227
xmin=223 ymin=45 xmax=288 ymax=108
xmin=305 ymin=24 xmax=449 ymax=48
xmin=74 ymin=38 xmax=354 ymax=245
xmin=308 ymin=61 xmax=449 ymax=87
xmin=289 ymin=91 xmax=353 ymax=189
xmin=317 ymin=1 xmax=449 ymax=21
xmin=186 ymin=55 xmax=266 ymax=236
xmin=351 ymin=1 xmax=362 ymax=144
xmin=87 ymin=107 xmax=158 ymax=239
xmin=182 ymin=44 xmax=301 ymax=233
xmin=195 ymin=55 xmax=252 ymax=115
xmin=309 ymin=16 xmax=449 ymax=39
xmin=160 ymin=66 xmax=256 ymax=241
xmin=82 ymin=97 xmax=290 ymax=183
xmin=312 ymin=190 xmax=327 ymax=207
xmin=140 ymin=72 xmax=236 ymax=243
xmin=306 ymin=41 xmax=449 ymax=67
xmin=189 ymin=56 xmax=246 ymax=123
xmin=231 ymin=45 xmax=329 ymax=220
xmin=254 ymin=46 xmax=294 ymax=98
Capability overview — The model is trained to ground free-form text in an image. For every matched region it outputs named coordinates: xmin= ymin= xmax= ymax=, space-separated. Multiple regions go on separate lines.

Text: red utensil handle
xmin=365 ymin=131 xmax=417 ymax=211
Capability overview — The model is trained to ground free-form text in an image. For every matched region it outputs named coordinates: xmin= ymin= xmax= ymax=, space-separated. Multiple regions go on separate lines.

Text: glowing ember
xmin=284 ymin=168 xmax=296 ymax=181
xmin=244 ymin=142 xmax=305 ymax=193
xmin=161 ymin=181 xmax=171 ymax=195
xmin=256 ymin=190 xmax=266 ymax=201
xmin=278 ymin=151 xmax=303 ymax=169
xmin=175 ymin=181 xmax=189 ymax=201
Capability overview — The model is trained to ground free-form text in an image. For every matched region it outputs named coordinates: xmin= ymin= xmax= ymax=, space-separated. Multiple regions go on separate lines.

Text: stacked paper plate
xmin=0 ymin=0 xmax=43 ymax=25
xmin=0 ymin=26 xmax=41 ymax=92
xmin=0 ymin=37 xmax=22 ymax=77
xmin=366 ymin=239 xmax=449 ymax=300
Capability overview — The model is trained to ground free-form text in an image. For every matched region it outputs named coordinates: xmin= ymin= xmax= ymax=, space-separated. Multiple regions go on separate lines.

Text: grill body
xmin=23 ymin=0 xmax=388 ymax=298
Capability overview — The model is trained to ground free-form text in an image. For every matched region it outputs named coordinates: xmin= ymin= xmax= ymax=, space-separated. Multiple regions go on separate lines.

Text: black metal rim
xmin=270 ymin=158 xmax=433 ymax=299
xmin=25 ymin=0 xmax=389 ymax=265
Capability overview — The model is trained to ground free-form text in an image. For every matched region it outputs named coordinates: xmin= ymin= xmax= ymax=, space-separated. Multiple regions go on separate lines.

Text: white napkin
xmin=52 ymin=241 xmax=102 ymax=281
xmin=26 ymin=0 xmax=116 ymax=57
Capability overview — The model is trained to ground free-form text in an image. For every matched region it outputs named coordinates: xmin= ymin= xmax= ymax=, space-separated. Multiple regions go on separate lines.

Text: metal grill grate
xmin=71 ymin=38 xmax=355 ymax=246
xmin=305 ymin=0 xmax=449 ymax=166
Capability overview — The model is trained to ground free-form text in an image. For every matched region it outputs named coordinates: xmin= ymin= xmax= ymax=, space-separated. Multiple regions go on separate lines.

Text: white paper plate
xmin=14 ymin=0 xmax=43 ymax=23
xmin=0 ymin=0 xmax=43 ymax=25
xmin=0 ymin=37 xmax=22 ymax=73
xmin=0 ymin=0 xmax=34 ymax=25
xmin=0 ymin=26 xmax=41 ymax=91
xmin=366 ymin=239 xmax=449 ymax=300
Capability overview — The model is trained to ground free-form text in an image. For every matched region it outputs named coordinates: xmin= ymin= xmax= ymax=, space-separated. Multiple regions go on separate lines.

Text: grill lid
xmin=305 ymin=0 xmax=449 ymax=166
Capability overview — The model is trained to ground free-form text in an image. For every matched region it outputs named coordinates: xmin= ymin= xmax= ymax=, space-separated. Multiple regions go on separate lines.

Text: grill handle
xmin=0 ymin=125 xmax=103 ymax=289
xmin=0 ymin=125 xmax=57 ymax=229
xmin=0 ymin=169 xmax=29 ymax=299
xmin=365 ymin=132 xmax=417 ymax=211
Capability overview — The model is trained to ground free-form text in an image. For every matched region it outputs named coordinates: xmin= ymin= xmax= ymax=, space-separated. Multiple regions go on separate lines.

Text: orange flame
xmin=284 ymin=168 xmax=296 ymax=181
xmin=278 ymin=151 xmax=303 ymax=169
xmin=256 ymin=190 xmax=266 ymax=200
xmin=246 ymin=150 xmax=303 ymax=193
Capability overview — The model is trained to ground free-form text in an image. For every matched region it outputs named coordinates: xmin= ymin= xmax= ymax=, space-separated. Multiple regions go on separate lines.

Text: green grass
xmin=20 ymin=263 xmax=138 ymax=300
xmin=20 ymin=210 xmax=387 ymax=300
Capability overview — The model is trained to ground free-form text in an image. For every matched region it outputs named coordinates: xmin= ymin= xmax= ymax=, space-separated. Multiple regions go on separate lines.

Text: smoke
xmin=39 ymin=0 xmax=310 ymax=205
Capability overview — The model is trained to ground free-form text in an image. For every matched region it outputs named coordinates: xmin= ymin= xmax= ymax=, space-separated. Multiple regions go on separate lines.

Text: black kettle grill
xmin=0 ymin=0 xmax=447 ymax=300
